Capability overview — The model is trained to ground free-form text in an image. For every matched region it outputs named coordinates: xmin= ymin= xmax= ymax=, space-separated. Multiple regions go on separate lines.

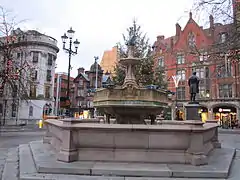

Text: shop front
xmin=199 ymin=106 xmax=209 ymax=123
xmin=213 ymin=106 xmax=237 ymax=128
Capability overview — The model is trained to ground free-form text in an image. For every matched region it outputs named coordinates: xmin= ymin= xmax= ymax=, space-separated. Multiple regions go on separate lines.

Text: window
xmin=219 ymin=84 xmax=232 ymax=98
xmin=220 ymin=33 xmax=227 ymax=43
xmin=48 ymin=53 xmax=54 ymax=66
xmin=197 ymin=87 xmax=210 ymax=99
xmin=12 ymin=85 xmax=17 ymax=98
xmin=195 ymin=68 xmax=205 ymax=79
xmin=78 ymin=101 xmax=82 ymax=106
xmin=216 ymin=64 xmax=232 ymax=78
xmin=176 ymin=70 xmax=186 ymax=81
xmin=188 ymin=32 xmax=196 ymax=47
xmin=29 ymin=106 xmax=33 ymax=116
xmin=45 ymin=86 xmax=51 ymax=99
xmin=0 ymin=104 xmax=3 ymax=114
xmin=46 ymin=70 xmax=51 ymax=81
xmin=198 ymin=86 xmax=209 ymax=98
xmin=30 ymin=85 xmax=37 ymax=98
xmin=79 ymin=79 xmax=83 ymax=86
xmin=199 ymin=52 xmax=208 ymax=61
xmin=12 ymin=103 xmax=17 ymax=117
xmin=176 ymin=54 xmax=185 ymax=64
xmin=32 ymin=51 xmax=39 ymax=63
xmin=31 ymin=70 xmax=38 ymax=81
xmin=176 ymin=87 xmax=185 ymax=100
xmin=86 ymin=101 xmax=92 ymax=108
xmin=77 ymin=89 xmax=84 ymax=96
xmin=17 ymin=52 xmax=21 ymax=59
xmin=158 ymin=56 xmax=164 ymax=67
xmin=205 ymin=67 xmax=210 ymax=78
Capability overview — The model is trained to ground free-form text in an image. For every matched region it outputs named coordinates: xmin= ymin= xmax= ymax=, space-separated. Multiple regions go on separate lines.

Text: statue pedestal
xmin=185 ymin=102 xmax=201 ymax=121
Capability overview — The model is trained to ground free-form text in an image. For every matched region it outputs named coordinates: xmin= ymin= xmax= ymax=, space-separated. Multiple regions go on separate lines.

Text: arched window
xmin=29 ymin=106 xmax=33 ymax=116
xmin=12 ymin=103 xmax=17 ymax=117
xmin=0 ymin=104 xmax=2 ymax=114
xmin=188 ymin=32 xmax=196 ymax=47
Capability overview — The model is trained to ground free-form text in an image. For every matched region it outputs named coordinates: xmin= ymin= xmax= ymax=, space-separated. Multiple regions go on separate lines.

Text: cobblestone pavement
xmin=0 ymin=131 xmax=240 ymax=179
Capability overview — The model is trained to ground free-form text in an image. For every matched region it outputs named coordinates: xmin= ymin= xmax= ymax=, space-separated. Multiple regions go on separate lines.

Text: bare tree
xmin=0 ymin=6 xmax=35 ymax=125
xmin=193 ymin=0 xmax=240 ymax=61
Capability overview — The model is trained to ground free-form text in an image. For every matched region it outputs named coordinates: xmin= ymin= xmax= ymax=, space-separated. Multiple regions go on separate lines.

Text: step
xmin=17 ymin=142 xmax=231 ymax=180
xmin=30 ymin=140 xmax=235 ymax=179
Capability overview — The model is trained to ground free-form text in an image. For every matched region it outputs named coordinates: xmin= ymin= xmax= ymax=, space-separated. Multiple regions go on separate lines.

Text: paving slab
xmin=20 ymin=142 xmax=124 ymax=180
xmin=27 ymin=141 xmax=235 ymax=179
xmin=2 ymin=147 xmax=19 ymax=180
xmin=19 ymin=144 xmax=37 ymax=177
xmin=92 ymin=162 xmax=171 ymax=177
xmin=20 ymin=174 xmax=124 ymax=180
xmin=227 ymin=158 xmax=240 ymax=180
xmin=125 ymin=178 xmax=226 ymax=180
xmin=30 ymin=141 xmax=93 ymax=175
xmin=168 ymin=148 xmax=235 ymax=178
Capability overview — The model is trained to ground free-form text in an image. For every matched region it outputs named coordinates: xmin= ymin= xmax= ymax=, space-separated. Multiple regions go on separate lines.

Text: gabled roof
xmin=174 ymin=13 xmax=212 ymax=49
xmin=73 ymin=72 xmax=89 ymax=82
xmin=153 ymin=12 xmax=233 ymax=54
xmin=102 ymin=74 xmax=110 ymax=83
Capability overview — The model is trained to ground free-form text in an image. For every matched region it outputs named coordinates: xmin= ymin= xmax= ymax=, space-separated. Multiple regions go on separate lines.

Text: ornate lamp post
xmin=61 ymin=27 xmax=80 ymax=116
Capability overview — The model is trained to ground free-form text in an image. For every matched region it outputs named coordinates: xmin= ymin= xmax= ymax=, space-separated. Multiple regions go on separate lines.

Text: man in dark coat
xmin=188 ymin=72 xmax=200 ymax=102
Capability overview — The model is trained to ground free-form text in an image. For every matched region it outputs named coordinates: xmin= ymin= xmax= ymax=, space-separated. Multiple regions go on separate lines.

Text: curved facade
xmin=0 ymin=28 xmax=59 ymax=125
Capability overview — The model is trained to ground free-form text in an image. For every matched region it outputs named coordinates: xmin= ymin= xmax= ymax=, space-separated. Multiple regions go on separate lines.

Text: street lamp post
xmin=94 ymin=56 xmax=99 ymax=118
xmin=61 ymin=27 xmax=80 ymax=116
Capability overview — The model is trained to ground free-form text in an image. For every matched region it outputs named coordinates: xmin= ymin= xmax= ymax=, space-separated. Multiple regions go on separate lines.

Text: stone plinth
xmin=185 ymin=102 xmax=201 ymax=121
xmin=44 ymin=119 xmax=221 ymax=166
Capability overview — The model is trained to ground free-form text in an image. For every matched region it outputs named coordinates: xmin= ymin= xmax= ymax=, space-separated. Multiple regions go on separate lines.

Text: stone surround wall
xmin=44 ymin=119 xmax=220 ymax=166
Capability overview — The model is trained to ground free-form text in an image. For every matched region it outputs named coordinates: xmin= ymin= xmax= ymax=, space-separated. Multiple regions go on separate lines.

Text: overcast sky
xmin=1 ymin=0 xmax=197 ymax=77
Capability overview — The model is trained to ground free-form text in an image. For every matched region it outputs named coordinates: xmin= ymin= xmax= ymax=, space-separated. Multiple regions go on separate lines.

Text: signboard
xmin=219 ymin=108 xmax=231 ymax=112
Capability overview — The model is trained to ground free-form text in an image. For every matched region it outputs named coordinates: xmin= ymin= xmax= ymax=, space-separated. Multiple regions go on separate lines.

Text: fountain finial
xmin=126 ymin=26 xmax=137 ymax=57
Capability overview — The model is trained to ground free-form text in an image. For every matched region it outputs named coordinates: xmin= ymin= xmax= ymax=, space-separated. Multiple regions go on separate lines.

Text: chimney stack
xmin=78 ymin=67 xmax=85 ymax=74
xmin=175 ymin=23 xmax=181 ymax=37
xmin=189 ymin=12 xmax=193 ymax=19
xmin=170 ymin=37 xmax=174 ymax=51
xmin=157 ymin=35 xmax=165 ymax=41
xmin=209 ymin=15 xmax=214 ymax=28
xmin=209 ymin=15 xmax=214 ymax=37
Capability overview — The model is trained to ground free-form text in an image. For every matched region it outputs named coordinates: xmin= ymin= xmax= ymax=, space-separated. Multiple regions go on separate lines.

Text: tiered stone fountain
xmin=43 ymin=28 xmax=222 ymax=168
xmin=93 ymin=44 xmax=168 ymax=124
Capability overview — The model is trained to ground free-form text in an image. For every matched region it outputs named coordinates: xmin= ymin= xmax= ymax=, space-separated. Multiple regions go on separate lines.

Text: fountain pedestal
xmin=44 ymin=119 xmax=220 ymax=166
xmin=185 ymin=102 xmax=201 ymax=121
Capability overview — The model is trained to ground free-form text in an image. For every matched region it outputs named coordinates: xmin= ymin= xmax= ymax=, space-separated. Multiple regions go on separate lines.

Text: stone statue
xmin=126 ymin=27 xmax=137 ymax=46
xmin=188 ymin=72 xmax=200 ymax=102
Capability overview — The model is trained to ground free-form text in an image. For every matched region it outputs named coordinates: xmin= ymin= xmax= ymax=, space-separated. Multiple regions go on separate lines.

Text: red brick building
xmin=70 ymin=61 xmax=107 ymax=117
xmin=153 ymin=12 xmax=240 ymax=122
xmin=54 ymin=72 xmax=74 ymax=115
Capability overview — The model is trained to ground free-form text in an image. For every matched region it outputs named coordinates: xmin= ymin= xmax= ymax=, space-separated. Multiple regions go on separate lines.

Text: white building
xmin=0 ymin=28 xmax=59 ymax=125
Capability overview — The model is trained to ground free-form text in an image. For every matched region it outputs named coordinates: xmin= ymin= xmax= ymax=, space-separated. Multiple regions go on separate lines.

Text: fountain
xmin=43 ymin=26 xmax=224 ymax=170
xmin=94 ymin=30 xmax=168 ymax=124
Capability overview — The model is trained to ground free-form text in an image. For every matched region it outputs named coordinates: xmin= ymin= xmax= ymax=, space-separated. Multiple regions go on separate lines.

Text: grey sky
xmin=1 ymin=0 xmax=196 ymax=77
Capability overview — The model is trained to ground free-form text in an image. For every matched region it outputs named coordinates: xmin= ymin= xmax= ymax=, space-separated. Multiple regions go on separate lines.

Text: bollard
xmin=38 ymin=119 xmax=43 ymax=128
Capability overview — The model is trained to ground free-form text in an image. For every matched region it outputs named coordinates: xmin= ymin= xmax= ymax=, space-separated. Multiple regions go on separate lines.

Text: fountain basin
xmin=93 ymin=87 xmax=169 ymax=124
xmin=44 ymin=119 xmax=220 ymax=166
